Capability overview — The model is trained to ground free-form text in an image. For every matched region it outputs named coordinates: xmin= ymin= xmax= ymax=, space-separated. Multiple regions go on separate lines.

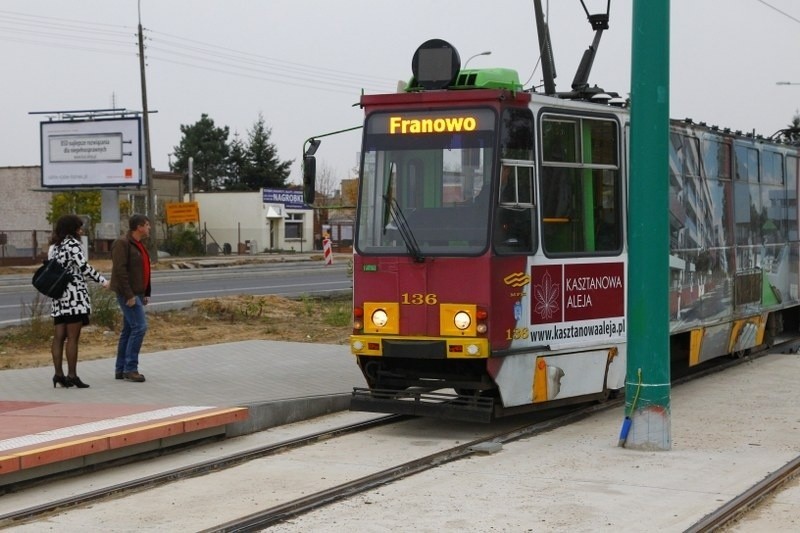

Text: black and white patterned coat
xmin=48 ymin=236 xmax=108 ymax=318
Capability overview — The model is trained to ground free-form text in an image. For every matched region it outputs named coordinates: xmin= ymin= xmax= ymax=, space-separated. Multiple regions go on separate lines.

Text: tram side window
xmin=702 ymin=139 xmax=732 ymax=180
xmin=501 ymin=108 xmax=535 ymax=160
xmin=495 ymin=108 xmax=535 ymax=254
xmin=762 ymin=151 xmax=784 ymax=185
xmin=540 ymin=116 xmax=621 ymax=255
xmin=788 ymin=156 xmax=799 ymax=241
xmin=734 ymin=145 xmax=759 ymax=181
xmin=683 ymin=136 xmax=700 ymax=177
xmin=495 ymin=163 xmax=535 ymax=251
xmin=733 ymin=145 xmax=762 ymax=246
xmin=761 ymin=151 xmax=786 ymax=242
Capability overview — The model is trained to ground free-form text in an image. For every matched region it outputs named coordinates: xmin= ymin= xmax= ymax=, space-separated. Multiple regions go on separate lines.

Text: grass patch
xmin=1 ymin=293 xmax=353 ymax=370
xmin=323 ymin=300 xmax=352 ymax=327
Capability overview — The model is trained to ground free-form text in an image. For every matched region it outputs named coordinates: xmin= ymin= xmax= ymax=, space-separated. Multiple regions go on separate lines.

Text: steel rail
xmin=202 ymin=401 xmax=617 ymax=532
xmin=685 ymin=455 xmax=800 ymax=532
xmin=4 ymin=339 xmax=796 ymax=529
xmin=0 ymin=414 xmax=406 ymax=528
xmin=202 ymin=341 xmax=800 ymax=532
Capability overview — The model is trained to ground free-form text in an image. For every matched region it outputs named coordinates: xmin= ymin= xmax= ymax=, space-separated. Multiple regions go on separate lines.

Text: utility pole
xmin=623 ymin=0 xmax=671 ymax=450
xmin=137 ymin=0 xmax=157 ymax=261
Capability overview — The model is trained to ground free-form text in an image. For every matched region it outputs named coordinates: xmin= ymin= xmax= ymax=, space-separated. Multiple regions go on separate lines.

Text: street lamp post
xmin=463 ymin=51 xmax=492 ymax=69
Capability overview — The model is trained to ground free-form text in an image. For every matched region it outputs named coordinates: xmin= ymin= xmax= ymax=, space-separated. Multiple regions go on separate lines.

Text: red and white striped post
xmin=322 ymin=238 xmax=333 ymax=265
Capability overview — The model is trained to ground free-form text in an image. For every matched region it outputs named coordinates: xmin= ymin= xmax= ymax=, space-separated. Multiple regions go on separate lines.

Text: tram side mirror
xmin=303 ymin=155 xmax=316 ymax=205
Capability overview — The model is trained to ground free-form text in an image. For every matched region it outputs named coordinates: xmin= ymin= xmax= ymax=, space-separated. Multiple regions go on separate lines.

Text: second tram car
xmin=305 ymin=37 xmax=800 ymax=421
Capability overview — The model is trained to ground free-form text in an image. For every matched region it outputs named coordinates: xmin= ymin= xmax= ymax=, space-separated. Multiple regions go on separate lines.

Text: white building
xmin=190 ymin=189 xmax=314 ymax=253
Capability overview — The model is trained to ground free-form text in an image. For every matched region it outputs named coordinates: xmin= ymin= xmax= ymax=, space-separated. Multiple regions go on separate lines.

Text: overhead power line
xmin=0 ymin=9 xmax=397 ymax=94
xmin=755 ymin=0 xmax=800 ymax=25
xmin=148 ymin=29 xmax=398 ymax=86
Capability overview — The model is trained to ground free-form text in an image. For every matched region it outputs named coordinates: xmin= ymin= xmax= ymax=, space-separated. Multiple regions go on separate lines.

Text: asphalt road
xmin=0 ymin=261 xmax=351 ymax=327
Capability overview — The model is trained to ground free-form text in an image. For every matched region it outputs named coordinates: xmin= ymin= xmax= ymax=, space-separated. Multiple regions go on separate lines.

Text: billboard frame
xmin=39 ymin=117 xmax=143 ymax=188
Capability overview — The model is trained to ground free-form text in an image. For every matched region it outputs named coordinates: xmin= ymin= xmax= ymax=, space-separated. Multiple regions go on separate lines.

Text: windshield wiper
xmin=382 ymin=163 xmax=424 ymax=262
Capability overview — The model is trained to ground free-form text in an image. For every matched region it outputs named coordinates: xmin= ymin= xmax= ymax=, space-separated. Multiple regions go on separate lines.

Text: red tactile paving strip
xmin=0 ymin=401 xmax=248 ymax=476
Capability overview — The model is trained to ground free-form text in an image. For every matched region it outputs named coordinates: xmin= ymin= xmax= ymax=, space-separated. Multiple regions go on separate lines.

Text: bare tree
xmin=315 ymin=162 xmax=339 ymax=206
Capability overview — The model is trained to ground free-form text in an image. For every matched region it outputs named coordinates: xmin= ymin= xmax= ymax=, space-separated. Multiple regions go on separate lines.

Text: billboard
xmin=40 ymin=117 xmax=143 ymax=188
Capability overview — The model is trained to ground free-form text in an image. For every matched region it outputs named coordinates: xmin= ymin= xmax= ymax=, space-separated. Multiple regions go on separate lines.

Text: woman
xmin=49 ymin=214 xmax=109 ymax=388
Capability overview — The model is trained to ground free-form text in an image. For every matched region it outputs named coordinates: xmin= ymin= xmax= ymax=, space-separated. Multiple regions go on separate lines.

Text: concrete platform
xmin=0 ymin=401 xmax=247 ymax=485
xmin=0 ymin=340 xmax=363 ymax=486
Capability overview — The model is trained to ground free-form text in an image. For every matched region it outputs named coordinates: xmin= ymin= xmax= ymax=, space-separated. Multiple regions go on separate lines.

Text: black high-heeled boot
xmin=52 ymin=375 xmax=71 ymax=388
xmin=66 ymin=376 xmax=90 ymax=388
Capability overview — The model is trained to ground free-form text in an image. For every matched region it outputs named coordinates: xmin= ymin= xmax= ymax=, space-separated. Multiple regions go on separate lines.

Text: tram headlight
xmin=440 ymin=303 xmax=478 ymax=336
xmin=371 ymin=309 xmax=389 ymax=328
xmin=453 ymin=311 xmax=472 ymax=330
xmin=363 ymin=302 xmax=399 ymax=334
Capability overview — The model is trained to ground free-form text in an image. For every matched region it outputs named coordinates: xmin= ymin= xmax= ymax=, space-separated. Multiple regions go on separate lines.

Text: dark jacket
xmin=110 ymin=233 xmax=151 ymax=299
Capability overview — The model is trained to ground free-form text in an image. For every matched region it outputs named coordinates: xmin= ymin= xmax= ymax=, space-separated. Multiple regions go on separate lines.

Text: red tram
xmin=304 ymin=36 xmax=800 ymax=421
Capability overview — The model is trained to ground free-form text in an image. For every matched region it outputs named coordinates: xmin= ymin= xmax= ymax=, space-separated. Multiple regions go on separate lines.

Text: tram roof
xmin=360 ymin=89 xmax=531 ymax=109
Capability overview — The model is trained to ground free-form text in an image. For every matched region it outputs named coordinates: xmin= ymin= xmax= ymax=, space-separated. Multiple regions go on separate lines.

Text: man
xmin=110 ymin=214 xmax=151 ymax=383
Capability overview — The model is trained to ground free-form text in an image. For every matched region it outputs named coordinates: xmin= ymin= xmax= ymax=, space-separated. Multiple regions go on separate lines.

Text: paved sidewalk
xmin=0 ymin=340 xmax=361 ymax=407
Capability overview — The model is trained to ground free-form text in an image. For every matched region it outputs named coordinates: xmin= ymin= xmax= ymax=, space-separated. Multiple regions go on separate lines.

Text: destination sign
xmin=368 ymin=108 xmax=495 ymax=136
xmin=389 ymin=115 xmax=478 ymax=134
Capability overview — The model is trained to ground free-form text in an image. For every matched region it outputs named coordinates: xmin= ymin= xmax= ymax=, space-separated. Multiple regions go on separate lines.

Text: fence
xmin=0 ymin=226 xmax=321 ymax=265
xmin=0 ymin=229 xmax=51 ymax=266
xmin=200 ymin=225 xmax=314 ymax=255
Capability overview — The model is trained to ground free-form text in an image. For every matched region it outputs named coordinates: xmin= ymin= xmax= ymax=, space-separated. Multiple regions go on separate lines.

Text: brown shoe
xmin=123 ymin=371 xmax=146 ymax=383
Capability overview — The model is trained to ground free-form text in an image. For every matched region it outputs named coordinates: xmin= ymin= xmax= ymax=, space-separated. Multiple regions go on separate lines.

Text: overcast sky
xmin=1 ymin=1 xmax=799 ymax=188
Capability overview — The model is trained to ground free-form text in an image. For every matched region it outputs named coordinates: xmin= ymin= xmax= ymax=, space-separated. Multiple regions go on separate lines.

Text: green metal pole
xmin=624 ymin=0 xmax=671 ymax=450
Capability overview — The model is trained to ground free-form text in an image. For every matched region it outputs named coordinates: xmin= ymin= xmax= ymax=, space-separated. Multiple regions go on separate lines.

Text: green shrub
xmin=161 ymin=228 xmax=204 ymax=256
xmin=89 ymin=285 xmax=120 ymax=330
xmin=19 ymin=292 xmax=51 ymax=342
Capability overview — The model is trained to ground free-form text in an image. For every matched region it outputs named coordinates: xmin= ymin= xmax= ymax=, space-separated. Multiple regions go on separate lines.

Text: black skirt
xmin=54 ymin=313 xmax=90 ymax=326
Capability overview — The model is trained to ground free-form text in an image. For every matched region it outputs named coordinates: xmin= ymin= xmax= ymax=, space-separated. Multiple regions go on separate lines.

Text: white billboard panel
xmin=40 ymin=118 xmax=143 ymax=187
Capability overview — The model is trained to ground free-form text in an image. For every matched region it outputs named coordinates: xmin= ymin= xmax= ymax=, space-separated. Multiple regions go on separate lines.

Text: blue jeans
xmin=115 ymin=295 xmax=148 ymax=374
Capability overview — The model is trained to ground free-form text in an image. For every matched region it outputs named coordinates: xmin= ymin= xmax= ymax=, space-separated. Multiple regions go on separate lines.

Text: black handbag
xmin=32 ymin=245 xmax=74 ymax=299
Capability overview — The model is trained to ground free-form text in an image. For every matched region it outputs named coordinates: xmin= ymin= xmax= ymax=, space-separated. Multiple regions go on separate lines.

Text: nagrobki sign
xmin=262 ymin=188 xmax=307 ymax=209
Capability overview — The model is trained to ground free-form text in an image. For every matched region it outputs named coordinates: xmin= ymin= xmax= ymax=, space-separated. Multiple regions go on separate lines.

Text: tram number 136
xmin=506 ymin=328 xmax=529 ymax=340
xmin=401 ymin=293 xmax=438 ymax=305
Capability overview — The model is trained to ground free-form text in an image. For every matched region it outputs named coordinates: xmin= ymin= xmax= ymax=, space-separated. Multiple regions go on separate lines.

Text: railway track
xmin=685 ymin=455 xmax=800 ymax=532
xmin=1 ymin=399 xmax=608 ymax=530
xmin=202 ymin=339 xmax=800 ymax=532
xmin=3 ymin=343 xmax=798 ymax=531
xmin=201 ymin=401 xmax=612 ymax=532
xmin=205 ymin=339 xmax=800 ymax=532
xmin=0 ymin=414 xmax=405 ymax=528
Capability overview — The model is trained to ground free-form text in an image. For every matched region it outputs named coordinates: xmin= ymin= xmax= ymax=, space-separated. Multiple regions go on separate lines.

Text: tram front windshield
xmin=356 ymin=108 xmax=496 ymax=257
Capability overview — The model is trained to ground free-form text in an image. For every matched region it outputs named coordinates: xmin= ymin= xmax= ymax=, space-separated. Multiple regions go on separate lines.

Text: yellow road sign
xmin=165 ymin=201 xmax=199 ymax=225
